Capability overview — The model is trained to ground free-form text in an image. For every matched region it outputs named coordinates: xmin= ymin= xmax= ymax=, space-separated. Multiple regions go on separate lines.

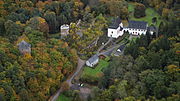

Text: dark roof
xmin=118 ymin=44 xmax=125 ymax=51
xmin=128 ymin=21 xmax=147 ymax=29
xmin=120 ymin=26 xmax=123 ymax=31
xmin=87 ymin=55 xmax=99 ymax=64
xmin=109 ymin=17 xmax=121 ymax=29
xmin=18 ymin=40 xmax=31 ymax=50
xmin=148 ymin=25 xmax=157 ymax=32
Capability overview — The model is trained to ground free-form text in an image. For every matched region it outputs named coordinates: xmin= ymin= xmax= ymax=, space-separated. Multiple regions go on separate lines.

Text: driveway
xmin=49 ymin=58 xmax=85 ymax=101
xmin=66 ymin=58 xmax=85 ymax=86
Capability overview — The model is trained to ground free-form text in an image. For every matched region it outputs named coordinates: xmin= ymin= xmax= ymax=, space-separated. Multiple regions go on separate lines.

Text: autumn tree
xmin=27 ymin=17 xmax=49 ymax=38
xmin=134 ymin=3 xmax=146 ymax=18
xmin=162 ymin=8 xmax=170 ymax=20
xmin=103 ymin=0 xmax=129 ymax=19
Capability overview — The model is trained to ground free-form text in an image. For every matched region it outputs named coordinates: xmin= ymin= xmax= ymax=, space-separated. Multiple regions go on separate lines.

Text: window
xmin=111 ymin=31 xmax=113 ymax=34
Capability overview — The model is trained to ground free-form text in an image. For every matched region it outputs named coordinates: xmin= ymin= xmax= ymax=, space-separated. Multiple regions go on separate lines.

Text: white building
xmin=86 ymin=55 xmax=99 ymax=67
xmin=108 ymin=18 xmax=124 ymax=38
xmin=123 ymin=21 xmax=148 ymax=36
xmin=108 ymin=18 xmax=149 ymax=38
xmin=61 ymin=24 xmax=69 ymax=36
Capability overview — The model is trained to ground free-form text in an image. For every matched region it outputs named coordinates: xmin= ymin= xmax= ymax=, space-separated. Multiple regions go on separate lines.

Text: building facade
xmin=61 ymin=24 xmax=69 ymax=37
xmin=86 ymin=55 xmax=99 ymax=67
xmin=108 ymin=18 xmax=124 ymax=38
xmin=108 ymin=18 xmax=148 ymax=38
xmin=123 ymin=21 xmax=148 ymax=36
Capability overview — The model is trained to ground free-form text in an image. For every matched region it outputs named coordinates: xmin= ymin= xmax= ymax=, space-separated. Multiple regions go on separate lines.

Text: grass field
xmin=128 ymin=3 xmax=163 ymax=27
xmin=57 ymin=94 xmax=72 ymax=101
xmin=128 ymin=3 xmax=135 ymax=12
xmin=81 ymin=58 xmax=109 ymax=80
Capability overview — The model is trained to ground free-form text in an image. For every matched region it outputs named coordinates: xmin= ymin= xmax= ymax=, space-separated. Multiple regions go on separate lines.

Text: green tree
xmin=19 ymin=89 xmax=31 ymax=101
xmin=44 ymin=11 xmax=58 ymax=34
xmin=139 ymin=69 xmax=170 ymax=98
xmin=4 ymin=20 xmax=22 ymax=42
xmin=0 ymin=18 xmax=5 ymax=36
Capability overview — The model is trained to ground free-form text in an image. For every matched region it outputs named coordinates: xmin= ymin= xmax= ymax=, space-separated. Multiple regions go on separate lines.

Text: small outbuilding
xmin=86 ymin=55 xmax=99 ymax=67
xmin=113 ymin=44 xmax=126 ymax=56
xmin=148 ymin=25 xmax=157 ymax=35
xmin=117 ymin=44 xmax=125 ymax=52
xmin=18 ymin=40 xmax=31 ymax=54
xmin=61 ymin=24 xmax=69 ymax=37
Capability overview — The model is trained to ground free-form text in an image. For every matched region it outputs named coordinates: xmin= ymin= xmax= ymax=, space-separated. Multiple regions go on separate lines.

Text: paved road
xmin=97 ymin=37 xmax=113 ymax=54
xmin=49 ymin=58 xmax=85 ymax=101
xmin=49 ymin=89 xmax=62 ymax=101
xmin=49 ymin=38 xmax=125 ymax=101
xmin=98 ymin=42 xmax=126 ymax=56
xmin=66 ymin=58 xmax=85 ymax=86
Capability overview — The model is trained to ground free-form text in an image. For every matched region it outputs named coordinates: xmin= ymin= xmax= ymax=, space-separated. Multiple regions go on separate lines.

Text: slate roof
xmin=18 ymin=40 xmax=31 ymax=50
xmin=148 ymin=25 xmax=157 ymax=32
xmin=120 ymin=26 xmax=123 ymax=31
xmin=128 ymin=21 xmax=147 ymax=29
xmin=109 ymin=17 xmax=121 ymax=29
xmin=87 ymin=55 xmax=99 ymax=64
xmin=118 ymin=44 xmax=125 ymax=51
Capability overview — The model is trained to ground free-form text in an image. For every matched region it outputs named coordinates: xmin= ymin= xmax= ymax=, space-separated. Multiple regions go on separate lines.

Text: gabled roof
xmin=120 ymin=26 xmax=123 ymax=31
xmin=148 ymin=25 xmax=157 ymax=32
xmin=109 ymin=17 xmax=121 ymax=29
xmin=18 ymin=40 xmax=31 ymax=50
xmin=87 ymin=55 xmax=99 ymax=64
xmin=118 ymin=44 xmax=125 ymax=51
xmin=128 ymin=21 xmax=147 ymax=29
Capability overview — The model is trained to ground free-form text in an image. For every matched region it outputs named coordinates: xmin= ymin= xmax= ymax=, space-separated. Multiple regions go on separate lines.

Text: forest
xmin=0 ymin=0 xmax=179 ymax=101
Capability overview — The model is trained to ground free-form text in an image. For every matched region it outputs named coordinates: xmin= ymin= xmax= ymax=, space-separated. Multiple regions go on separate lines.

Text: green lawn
xmin=128 ymin=3 xmax=135 ymax=12
xmin=57 ymin=94 xmax=72 ymax=101
xmin=128 ymin=3 xmax=163 ymax=27
xmin=81 ymin=58 xmax=109 ymax=80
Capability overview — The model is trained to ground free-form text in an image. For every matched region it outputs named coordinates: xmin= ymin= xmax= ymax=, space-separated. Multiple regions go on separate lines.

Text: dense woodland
xmin=0 ymin=0 xmax=179 ymax=101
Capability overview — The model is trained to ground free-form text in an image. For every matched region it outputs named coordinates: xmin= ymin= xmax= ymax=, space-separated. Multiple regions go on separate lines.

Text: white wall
xmin=86 ymin=59 xmax=99 ymax=67
xmin=86 ymin=61 xmax=92 ymax=67
xmin=120 ymin=23 xmax=123 ymax=27
xmin=117 ymin=27 xmax=124 ymax=36
xmin=108 ymin=22 xmax=124 ymax=38
xmin=108 ymin=28 xmax=118 ymax=38
xmin=125 ymin=28 xmax=147 ymax=35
